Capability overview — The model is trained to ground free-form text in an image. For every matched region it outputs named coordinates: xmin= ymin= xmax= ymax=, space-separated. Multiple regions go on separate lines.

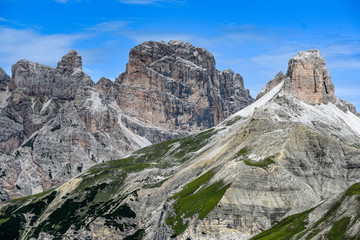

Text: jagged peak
xmin=56 ymin=49 xmax=83 ymax=74
xmin=256 ymin=71 xmax=285 ymax=100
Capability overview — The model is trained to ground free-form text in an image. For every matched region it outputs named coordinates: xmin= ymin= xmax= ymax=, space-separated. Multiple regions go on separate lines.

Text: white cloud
xmin=119 ymin=0 xmax=184 ymax=5
xmin=54 ymin=0 xmax=69 ymax=3
xmin=86 ymin=21 xmax=128 ymax=33
xmin=0 ymin=27 xmax=89 ymax=67
xmin=0 ymin=17 xmax=7 ymax=22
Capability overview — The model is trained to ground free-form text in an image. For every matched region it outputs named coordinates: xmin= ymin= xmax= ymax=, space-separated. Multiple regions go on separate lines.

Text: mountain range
xmin=0 ymin=40 xmax=253 ymax=200
xmin=0 ymin=42 xmax=359 ymax=240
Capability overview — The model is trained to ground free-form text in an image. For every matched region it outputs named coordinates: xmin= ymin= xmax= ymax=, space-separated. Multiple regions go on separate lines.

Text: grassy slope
xmin=251 ymin=182 xmax=360 ymax=240
xmin=0 ymin=128 xmax=219 ymax=240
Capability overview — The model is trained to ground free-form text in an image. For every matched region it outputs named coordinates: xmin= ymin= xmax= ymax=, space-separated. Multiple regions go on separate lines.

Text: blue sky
xmin=1 ymin=0 xmax=360 ymax=109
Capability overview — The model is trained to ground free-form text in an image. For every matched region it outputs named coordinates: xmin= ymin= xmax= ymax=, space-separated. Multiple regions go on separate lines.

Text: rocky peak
xmin=56 ymin=49 xmax=83 ymax=74
xmin=115 ymin=40 xmax=254 ymax=132
xmin=256 ymin=71 xmax=285 ymax=100
xmin=284 ymin=49 xmax=335 ymax=104
xmin=11 ymin=50 xmax=93 ymax=100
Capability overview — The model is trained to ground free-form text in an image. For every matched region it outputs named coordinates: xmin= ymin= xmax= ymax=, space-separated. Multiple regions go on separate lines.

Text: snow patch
xmin=234 ymin=81 xmax=284 ymax=118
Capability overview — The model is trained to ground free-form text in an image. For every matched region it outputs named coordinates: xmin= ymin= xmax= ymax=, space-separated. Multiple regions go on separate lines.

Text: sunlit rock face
xmin=284 ymin=49 xmax=335 ymax=104
xmin=0 ymin=41 xmax=255 ymax=200
xmin=116 ymin=40 xmax=254 ymax=132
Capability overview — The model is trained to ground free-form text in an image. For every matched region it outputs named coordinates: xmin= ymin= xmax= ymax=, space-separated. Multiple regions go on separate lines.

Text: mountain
xmin=0 ymin=41 xmax=254 ymax=200
xmin=251 ymin=182 xmax=360 ymax=240
xmin=0 ymin=49 xmax=359 ymax=239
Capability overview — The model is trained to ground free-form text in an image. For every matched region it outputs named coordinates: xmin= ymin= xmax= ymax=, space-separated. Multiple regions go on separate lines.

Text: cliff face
xmin=1 ymin=48 xmax=359 ymax=240
xmin=0 ymin=41 xmax=254 ymax=200
xmin=116 ymin=40 xmax=254 ymax=132
xmin=257 ymin=49 xmax=358 ymax=115
xmin=284 ymin=49 xmax=335 ymax=104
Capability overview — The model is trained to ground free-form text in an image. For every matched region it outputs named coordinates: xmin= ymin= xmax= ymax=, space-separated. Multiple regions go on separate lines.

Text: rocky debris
xmin=256 ymin=71 xmax=285 ymax=100
xmin=0 ymin=42 xmax=255 ymax=200
xmin=116 ymin=40 xmax=254 ymax=132
xmin=284 ymin=49 xmax=335 ymax=104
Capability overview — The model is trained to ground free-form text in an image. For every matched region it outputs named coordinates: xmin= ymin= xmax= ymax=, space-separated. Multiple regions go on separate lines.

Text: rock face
xmin=12 ymin=50 xmax=93 ymax=100
xmin=256 ymin=71 xmax=285 ymax=100
xmin=251 ymin=182 xmax=360 ymax=239
xmin=1 ymin=68 xmax=359 ymax=239
xmin=0 ymin=42 xmax=254 ymax=200
xmin=116 ymin=40 xmax=254 ymax=132
xmin=257 ymin=49 xmax=358 ymax=115
xmin=284 ymin=49 xmax=335 ymax=104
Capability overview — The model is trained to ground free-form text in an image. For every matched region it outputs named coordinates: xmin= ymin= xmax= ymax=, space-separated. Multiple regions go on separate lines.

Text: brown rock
xmin=116 ymin=40 xmax=254 ymax=132
xmin=284 ymin=49 xmax=335 ymax=104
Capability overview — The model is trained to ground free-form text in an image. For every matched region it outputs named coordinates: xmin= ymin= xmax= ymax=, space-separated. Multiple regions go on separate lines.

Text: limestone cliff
xmin=284 ymin=49 xmax=335 ymax=104
xmin=0 ymin=49 xmax=359 ymax=239
xmin=257 ymin=49 xmax=358 ymax=115
xmin=0 ymin=42 xmax=254 ymax=200
xmin=116 ymin=40 xmax=254 ymax=132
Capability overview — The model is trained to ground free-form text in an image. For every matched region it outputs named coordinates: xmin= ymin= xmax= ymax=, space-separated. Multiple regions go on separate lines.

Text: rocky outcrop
xmin=0 ymin=42 xmax=254 ymax=200
xmin=256 ymin=71 xmax=285 ymax=100
xmin=257 ymin=49 xmax=358 ymax=116
xmin=116 ymin=40 xmax=254 ymax=132
xmin=284 ymin=49 xmax=335 ymax=104
xmin=12 ymin=50 xmax=93 ymax=100
xmin=1 ymin=76 xmax=359 ymax=239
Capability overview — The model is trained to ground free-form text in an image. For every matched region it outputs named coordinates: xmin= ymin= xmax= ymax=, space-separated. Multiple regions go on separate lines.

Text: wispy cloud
xmin=86 ymin=21 xmax=128 ymax=33
xmin=119 ymin=0 xmax=185 ymax=5
xmin=0 ymin=17 xmax=7 ymax=22
xmin=0 ymin=27 xmax=89 ymax=67
xmin=54 ymin=0 xmax=81 ymax=3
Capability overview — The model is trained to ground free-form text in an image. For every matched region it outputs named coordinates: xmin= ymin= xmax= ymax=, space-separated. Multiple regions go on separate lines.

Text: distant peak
xmin=56 ymin=49 xmax=82 ymax=74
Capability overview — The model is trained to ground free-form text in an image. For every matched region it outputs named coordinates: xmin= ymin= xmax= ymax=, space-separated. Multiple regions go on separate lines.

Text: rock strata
xmin=0 ymin=42 xmax=254 ymax=200
xmin=284 ymin=49 xmax=335 ymax=104
xmin=116 ymin=40 xmax=254 ymax=132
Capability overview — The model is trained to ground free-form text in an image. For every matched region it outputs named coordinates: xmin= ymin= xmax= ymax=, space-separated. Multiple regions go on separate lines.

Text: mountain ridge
xmin=0 ymin=40 xmax=254 ymax=200
xmin=0 ymin=47 xmax=359 ymax=239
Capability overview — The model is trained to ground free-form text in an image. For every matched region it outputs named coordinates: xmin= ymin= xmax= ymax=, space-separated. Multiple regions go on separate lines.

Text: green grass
xmin=171 ymin=129 xmax=217 ymax=163
xmin=237 ymin=147 xmax=249 ymax=157
xmin=170 ymin=169 xmax=216 ymax=200
xmin=166 ymin=168 xmax=230 ymax=236
xmin=0 ymin=128 xmax=219 ymax=239
xmin=225 ymin=116 xmax=243 ymax=126
xmin=327 ymin=217 xmax=351 ymax=240
xmin=244 ymin=157 xmax=275 ymax=168
xmin=251 ymin=207 xmax=314 ymax=240
xmin=167 ymin=180 xmax=230 ymax=236
xmin=345 ymin=183 xmax=360 ymax=196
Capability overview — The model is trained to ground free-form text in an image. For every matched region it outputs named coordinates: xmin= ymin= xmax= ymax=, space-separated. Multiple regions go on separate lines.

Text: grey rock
xmin=0 ymin=42 xmax=254 ymax=200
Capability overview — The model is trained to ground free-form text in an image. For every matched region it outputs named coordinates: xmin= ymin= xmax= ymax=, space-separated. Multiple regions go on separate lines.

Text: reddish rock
xmin=285 ymin=49 xmax=335 ymax=104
